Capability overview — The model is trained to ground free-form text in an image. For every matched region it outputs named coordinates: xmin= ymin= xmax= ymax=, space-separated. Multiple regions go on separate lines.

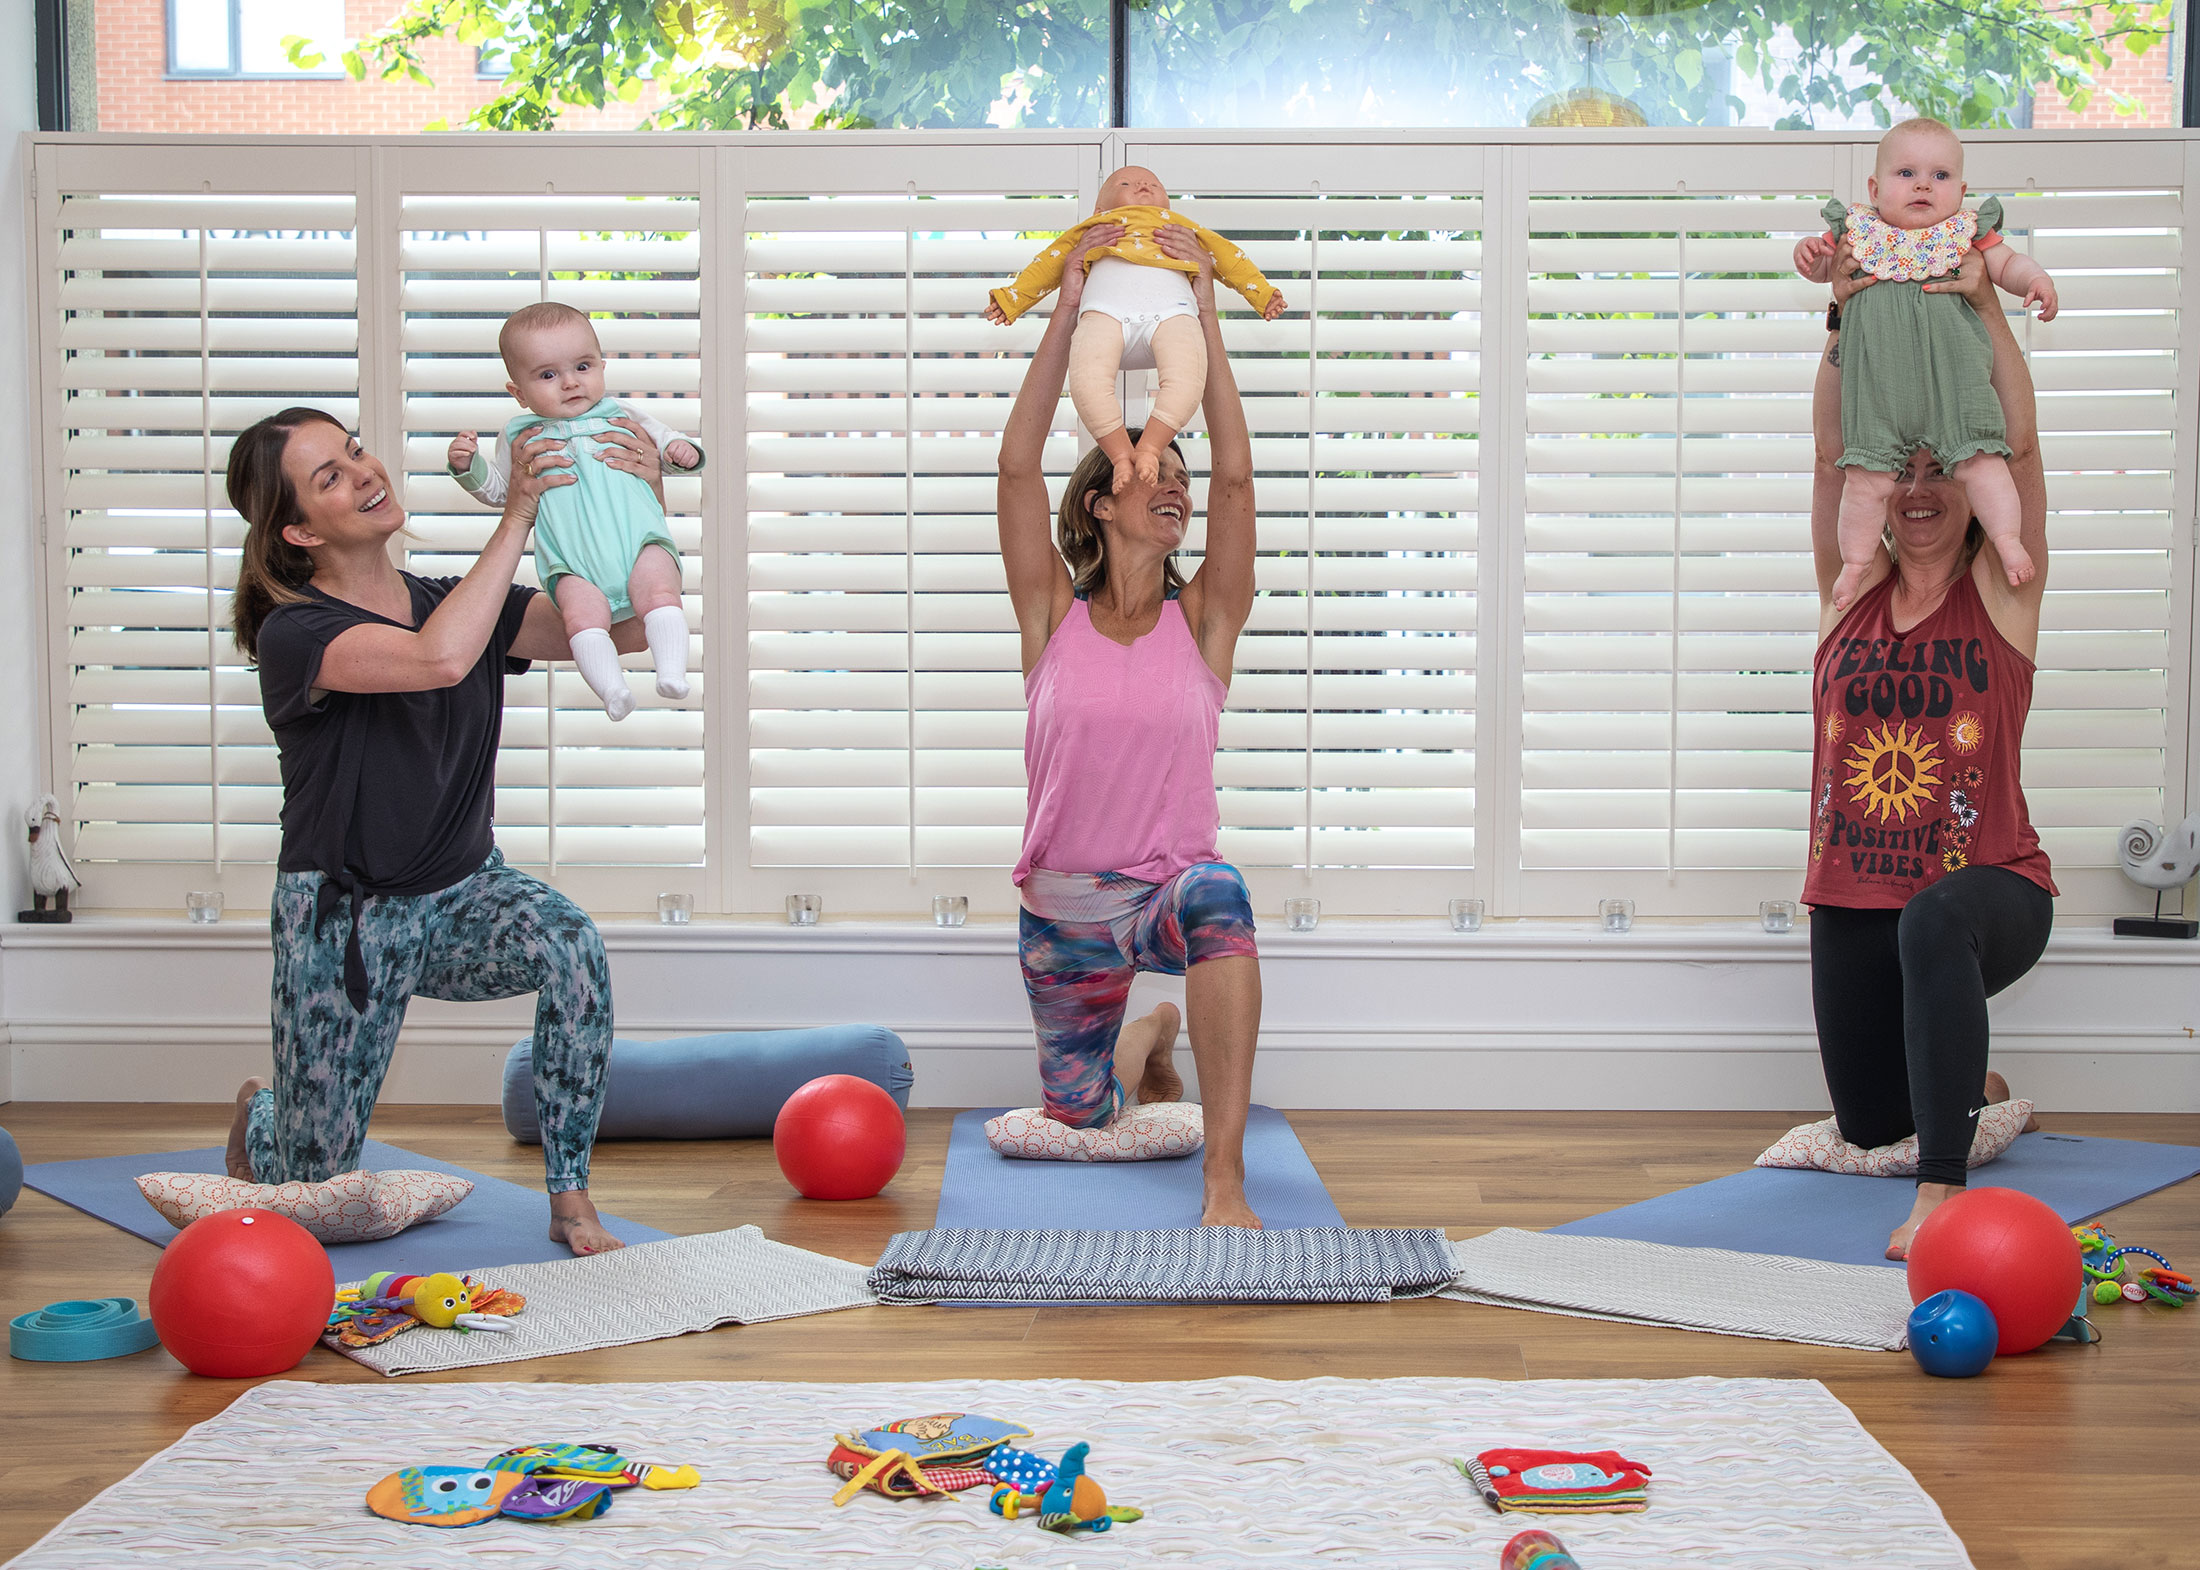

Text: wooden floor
xmin=2 ymin=1103 xmax=2194 ymax=1566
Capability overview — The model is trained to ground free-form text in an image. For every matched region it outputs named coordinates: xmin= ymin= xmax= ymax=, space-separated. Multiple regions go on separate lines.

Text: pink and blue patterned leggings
xmin=1017 ymin=862 xmax=1259 ymax=1129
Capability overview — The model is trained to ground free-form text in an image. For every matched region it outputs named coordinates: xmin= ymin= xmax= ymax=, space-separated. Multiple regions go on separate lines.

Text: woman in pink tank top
xmin=1805 ymin=244 xmax=2054 ymax=1260
xmin=997 ymin=218 xmax=1266 ymax=1229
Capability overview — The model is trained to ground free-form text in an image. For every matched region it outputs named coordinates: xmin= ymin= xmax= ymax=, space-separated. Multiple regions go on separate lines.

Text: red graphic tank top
xmin=1803 ymin=571 xmax=2056 ymax=908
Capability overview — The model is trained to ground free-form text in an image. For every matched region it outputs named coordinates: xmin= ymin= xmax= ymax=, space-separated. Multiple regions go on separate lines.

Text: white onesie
xmin=1079 ymin=257 xmax=1198 ymax=372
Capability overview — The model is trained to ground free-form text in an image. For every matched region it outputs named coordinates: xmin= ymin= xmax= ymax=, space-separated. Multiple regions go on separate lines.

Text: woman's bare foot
xmin=1202 ymin=1178 xmax=1262 ymax=1230
xmin=548 ymin=1191 xmax=625 ymax=1256
xmin=1887 ymin=1180 xmax=1960 ymax=1260
xmin=1983 ymin=1070 xmax=2041 ymax=1132
xmin=225 ymin=1077 xmax=265 ymax=1180
xmin=1135 ymin=1003 xmax=1184 ymax=1104
xmin=1111 ymin=1001 xmax=1183 ymax=1105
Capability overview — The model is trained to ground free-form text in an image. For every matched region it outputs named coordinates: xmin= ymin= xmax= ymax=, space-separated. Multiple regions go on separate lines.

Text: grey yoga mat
xmin=1549 ymin=1130 xmax=2200 ymax=1269
xmin=23 ymin=1139 xmax=668 ymax=1276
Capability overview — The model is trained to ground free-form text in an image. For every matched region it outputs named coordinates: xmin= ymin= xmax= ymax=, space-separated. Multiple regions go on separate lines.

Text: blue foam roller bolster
xmin=502 ymin=1026 xmax=913 ymax=1143
xmin=0 ymin=1126 xmax=20 ymax=1218
xmin=10 ymin=1298 xmax=162 ymax=1362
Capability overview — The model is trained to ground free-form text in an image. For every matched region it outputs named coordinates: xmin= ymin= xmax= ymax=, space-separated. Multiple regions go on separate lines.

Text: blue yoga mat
xmin=23 ymin=1140 xmax=668 ymax=1278
xmin=937 ymin=1105 xmax=1345 ymax=1232
xmin=1551 ymin=1130 xmax=2200 ymax=1270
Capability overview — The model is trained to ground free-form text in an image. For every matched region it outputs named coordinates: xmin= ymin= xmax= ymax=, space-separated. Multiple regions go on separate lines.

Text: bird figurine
xmin=19 ymin=795 xmax=79 ymax=923
xmin=2114 ymin=814 xmax=2200 ymax=938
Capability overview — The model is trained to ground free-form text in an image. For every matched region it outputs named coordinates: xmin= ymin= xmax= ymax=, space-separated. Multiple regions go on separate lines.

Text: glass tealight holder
xmin=657 ymin=892 xmax=692 ymax=925
xmin=1760 ymin=899 xmax=1797 ymax=934
xmin=1448 ymin=897 xmax=1485 ymax=933
xmin=932 ymin=894 xmax=968 ymax=928
xmin=185 ymin=890 xmax=224 ymax=925
xmin=1599 ymin=897 xmax=1634 ymax=934
xmin=1284 ymin=897 xmax=1320 ymax=933
xmin=786 ymin=894 xmax=821 ymax=926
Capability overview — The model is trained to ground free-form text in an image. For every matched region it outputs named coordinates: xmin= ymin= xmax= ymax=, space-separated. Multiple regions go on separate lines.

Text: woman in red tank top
xmin=1806 ymin=245 xmax=2055 ymax=1260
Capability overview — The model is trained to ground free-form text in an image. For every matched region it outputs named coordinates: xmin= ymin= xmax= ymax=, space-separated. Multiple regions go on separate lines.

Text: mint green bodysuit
xmin=454 ymin=397 xmax=698 ymax=621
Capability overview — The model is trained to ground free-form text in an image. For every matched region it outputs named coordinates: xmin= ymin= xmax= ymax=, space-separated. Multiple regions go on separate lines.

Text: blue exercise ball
xmin=1908 ymin=1288 xmax=1999 ymax=1377
xmin=0 ymin=1126 xmax=21 ymax=1219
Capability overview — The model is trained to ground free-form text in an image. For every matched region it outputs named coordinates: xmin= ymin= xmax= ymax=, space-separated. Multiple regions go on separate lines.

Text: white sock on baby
xmin=569 ymin=627 xmax=634 ymax=721
xmin=643 ymin=605 xmax=691 ymax=700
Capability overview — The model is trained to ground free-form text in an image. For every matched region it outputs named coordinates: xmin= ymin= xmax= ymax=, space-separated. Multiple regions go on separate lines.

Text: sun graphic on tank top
xmin=1842 ymin=721 xmax=1944 ymax=824
xmin=1946 ymin=711 xmax=1985 ymax=754
xmin=1821 ymin=712 xmax=1846 ymax=747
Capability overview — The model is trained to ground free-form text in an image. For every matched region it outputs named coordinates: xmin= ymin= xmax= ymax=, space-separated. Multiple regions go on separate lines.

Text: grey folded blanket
xmin=868 ymin=1225 xmax=1458 ymax=1304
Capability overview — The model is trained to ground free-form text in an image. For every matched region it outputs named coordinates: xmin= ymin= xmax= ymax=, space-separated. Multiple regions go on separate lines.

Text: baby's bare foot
xmin=1996 ymin=541 xmax=2036 ymax=588
xmin=1135 ymin=1002 xmax=1183 ymax=1104
xmin=548 ymin=1192 xmax=626 ymax=1257
xmin=225 ymin=1077 xmax=265 ymax=1180
xmin=1831 ymin=562 xmax=1869 ymax=614
xmin=1134 ymin=447 xmax=1161 ymax=486
xmin=1110 ymin=456 xmax=1135 ymax=494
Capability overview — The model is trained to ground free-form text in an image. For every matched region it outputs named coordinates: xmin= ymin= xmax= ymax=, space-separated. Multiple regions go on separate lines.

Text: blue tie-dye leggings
xmin=244 ymin=849 xmax=613 ymax=1194
xmin=1017 ymin=862 xmax=1259 ymax=1129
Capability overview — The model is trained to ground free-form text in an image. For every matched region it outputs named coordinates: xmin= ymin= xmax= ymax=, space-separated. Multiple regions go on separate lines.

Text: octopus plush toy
xmin=366 ymin=1442 xmax=699 ymax=1528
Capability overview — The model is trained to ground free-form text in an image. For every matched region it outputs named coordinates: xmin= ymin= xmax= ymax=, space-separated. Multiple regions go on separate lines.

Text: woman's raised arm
xmin=314 ymin=428 xmax=573 ymax=692
xmin=1158 ymin=223 xmax=1255 ymax=662
xmin=997 ymin=222 xmax=1123 ymax=665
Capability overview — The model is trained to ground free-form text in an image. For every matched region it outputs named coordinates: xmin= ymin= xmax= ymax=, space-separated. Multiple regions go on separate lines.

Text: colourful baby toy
xmin=327 ymin=1271 xmax=523 ymax=1347
xmin=366 ymin=1441 xmax=699 ymax=1528
xmin=2074 ymin=1227 xmax=2195 ymax=1307
xmin=1502 ymin=1527 xmax=1585 ymax=1569
xmin=989 ymin=1442 xmax=1142 ymax=1534
xmin=826 ymin=1412 xmax=1033 ymax=1505
xmin=1456 ymin=1449 xmax=1652 ymax=1514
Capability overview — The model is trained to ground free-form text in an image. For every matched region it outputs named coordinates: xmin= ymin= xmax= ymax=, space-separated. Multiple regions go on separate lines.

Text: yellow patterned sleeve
xmin=989 ymin=215 xmax=1099 ymax=324
xmin=1190 ymin=220 xmax=1279 ymax=313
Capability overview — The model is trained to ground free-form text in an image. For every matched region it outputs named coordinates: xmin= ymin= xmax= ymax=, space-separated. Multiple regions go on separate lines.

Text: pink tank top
xmin=1014 ymin=594 xmax=1226 ymax=886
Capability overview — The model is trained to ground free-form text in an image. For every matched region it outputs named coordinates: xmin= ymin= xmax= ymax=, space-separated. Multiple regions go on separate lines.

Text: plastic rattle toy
xmin=1502 ymin=1529 xmax=1584 ymax=1570
xmin=2072 ymin=1227 xmax=2193 ymax=1308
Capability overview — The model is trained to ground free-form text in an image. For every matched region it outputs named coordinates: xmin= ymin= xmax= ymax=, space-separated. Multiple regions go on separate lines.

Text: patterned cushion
xmin=1755 ymin=1100 xmax=2032 ymax=1178
xmin=984 ymin=1103 xmax=1205 ymax=1162
xmin=135 ymin=1169 xmax=473 ymax=1244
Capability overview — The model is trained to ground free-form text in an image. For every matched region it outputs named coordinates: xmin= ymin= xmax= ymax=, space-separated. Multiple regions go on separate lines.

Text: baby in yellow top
xmin=987 ymin=166 xmax=1287 ymax=492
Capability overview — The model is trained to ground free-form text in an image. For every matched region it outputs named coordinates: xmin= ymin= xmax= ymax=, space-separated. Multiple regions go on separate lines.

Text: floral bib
xmin=1827 ymin=197 xmax=2002 ymax=283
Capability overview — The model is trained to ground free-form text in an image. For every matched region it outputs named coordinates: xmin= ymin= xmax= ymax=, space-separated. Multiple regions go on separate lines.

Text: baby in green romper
xmin=1794 ymin=118 xmax=2059 ymax=612
xmin=447 ymin=301 xmax=703 ymax=720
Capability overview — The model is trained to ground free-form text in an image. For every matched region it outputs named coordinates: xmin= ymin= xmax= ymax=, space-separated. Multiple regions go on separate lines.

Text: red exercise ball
xmin=1906 ymin=1187 xmax=2081 ymax=1356
xmin=149 ymin=1209 xmax=335 ymax=1377
xmin=774 ymin=1074 xmax=906 ymax=1200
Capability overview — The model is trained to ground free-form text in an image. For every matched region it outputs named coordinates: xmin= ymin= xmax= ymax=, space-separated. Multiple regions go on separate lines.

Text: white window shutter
xmin=51 ymin=191 xmax=359 ymax=902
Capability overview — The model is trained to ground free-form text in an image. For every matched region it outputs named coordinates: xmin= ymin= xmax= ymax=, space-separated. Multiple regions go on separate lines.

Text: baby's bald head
xmin=1096 ymin=166 xmax=1169 ymax=213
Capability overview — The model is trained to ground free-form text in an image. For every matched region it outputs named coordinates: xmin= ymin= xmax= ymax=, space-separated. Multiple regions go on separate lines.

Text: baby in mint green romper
xmin=1794 ymin=119 xmax=2059 ymax=612
xmin=447 ymin=301 xmax=703 ymax=721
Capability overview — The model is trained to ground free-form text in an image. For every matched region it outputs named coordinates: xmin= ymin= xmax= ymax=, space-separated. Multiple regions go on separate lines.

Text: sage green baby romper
xmin=494 ymin=397 xmax=680 ymax=621
xmin=1826 ymin=195 xmax=2011 ymax=476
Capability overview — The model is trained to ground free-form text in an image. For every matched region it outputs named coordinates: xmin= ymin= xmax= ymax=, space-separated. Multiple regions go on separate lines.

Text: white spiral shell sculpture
xmin=2117 ymin=813 xmax=2200 ymax=892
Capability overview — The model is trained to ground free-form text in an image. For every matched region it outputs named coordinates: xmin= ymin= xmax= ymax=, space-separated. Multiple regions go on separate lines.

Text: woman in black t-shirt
xmin=223 ymin=405 xmax=664 ymax=1256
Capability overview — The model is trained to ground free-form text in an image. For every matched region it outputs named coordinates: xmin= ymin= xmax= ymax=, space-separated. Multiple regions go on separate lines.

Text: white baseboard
xmin=4 ymin=920 xmax=2197 ymax=1111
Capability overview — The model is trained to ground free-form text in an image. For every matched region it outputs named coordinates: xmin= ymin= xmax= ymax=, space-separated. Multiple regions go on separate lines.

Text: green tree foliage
xmin=332 ymin=0 xmax=2175 ymax=131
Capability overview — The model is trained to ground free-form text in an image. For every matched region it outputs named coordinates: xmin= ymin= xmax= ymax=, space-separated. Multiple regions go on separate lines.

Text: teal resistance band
xmin=9 ymin=1298 xmax=161 ymax=1362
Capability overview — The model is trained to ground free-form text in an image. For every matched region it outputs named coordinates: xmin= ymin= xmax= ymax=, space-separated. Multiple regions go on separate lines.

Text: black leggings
xmin=1810 ymin=866 xmax=2053 ymax=1188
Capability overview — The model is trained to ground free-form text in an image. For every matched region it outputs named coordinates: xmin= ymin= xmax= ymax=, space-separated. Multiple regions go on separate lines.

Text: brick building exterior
xmin=2031 ymin=15 xmax=2183 ymax=128
xmin=91 ymin=0 xmax=656 ymax=133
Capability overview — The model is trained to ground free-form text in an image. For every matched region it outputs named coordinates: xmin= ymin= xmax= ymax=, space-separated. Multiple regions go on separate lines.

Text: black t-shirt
xmin=258 ymin=574 xmax=537 ymax=895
